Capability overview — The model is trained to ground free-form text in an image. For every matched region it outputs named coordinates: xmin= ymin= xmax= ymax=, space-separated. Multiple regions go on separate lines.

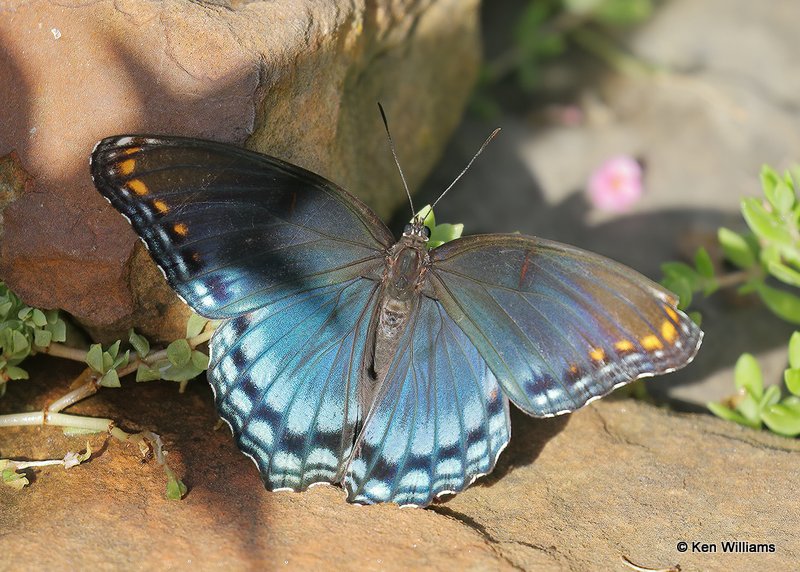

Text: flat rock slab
xmin=2 ymin=358 xmax=797 ymax=570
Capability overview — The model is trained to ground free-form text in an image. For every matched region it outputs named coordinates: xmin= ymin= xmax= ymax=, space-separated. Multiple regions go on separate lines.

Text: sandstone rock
xmin=0 ymin=0 xmax=480 ymax=341
xmin=2 ymin=359 xmax=797 ymax=570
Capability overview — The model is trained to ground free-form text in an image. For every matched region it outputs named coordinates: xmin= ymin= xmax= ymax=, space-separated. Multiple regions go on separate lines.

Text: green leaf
xmin=415 ymin=205 xmax=435 ymax=228
xmin=48 ymin=319 xmax=66 ymax=343
xmin=111 ymin=349 xmax=130 ymax=370
xmin=10 ymin=329 xmax=29 ymax=355
xmin=741 ymin=198 xmax=792 ymax=245
xmin=736 ymin=394 xmax=762 ymax=426
xmin=734 ymin=353 xmax=763 ymax=398
xmin=136 ymin=365 xmax=162 ymax=382
xmin=100 ymin=369 xmax=121 ymax=388
xmin=167 ymin=339 xmax=192 ymax=367
xmin=128 ymin=329 xmax=150 ymax=358
xmin=761 ymin=403 xmax=800 ymax=437
xmin=4 ymin=365 xmax=28 ymax=380
xmin=760 ymin=385 xmax=781 ymax=409
xmin=772 ymin=180 xmax=796 ymax=214
xmin=428 ymin=223 xmax=464 ymax=249
xmin=789 ymin=332 xmax=800 ymax=370
xmin=33 ymin=328 xmax=52 ymax=348
xmin=661 ymin=275 xmax=693 ymax=310
xmin=86 ymin=343 xmax=103 ymax=373
xmin=1 ymin=467 xmax=29 ymax=489
xmin=165 ymin=475 xmax=187 ymax=500
xmin=101 ymin=351 xmax=113 ymax=372
xmin=106 ymin=340 xmax=121 ymax=361
xmin=186 ymin=313 xmax=209 ymax=339
xmin=785 ymin=368 xmax=800 ymax=396
xmin=160 ymin=362 xmax=203 ymax=382
xmin=190 ymin=350 xmax=209 ymax=371
xmin=759 ymin=244 xmax=780 ymax=268
xmin=31 ymin=308 xmax=47 ymax=327
xmin=413 ymin=205 xmax=464 ymax=249
xmin=767 ymin=261 xmax=800 ymax=287
xmin=707 ymin=402 xmax=760 ymax=429
xmin=661 ymin=261 xmax=700 ymax=284
xmin=761 ymin=164 xmax=780 ymax=200
xmin=755 ymin=282 xmax=800 ymax=324
xmin=694 ymin=247 xmax=714 ymax=279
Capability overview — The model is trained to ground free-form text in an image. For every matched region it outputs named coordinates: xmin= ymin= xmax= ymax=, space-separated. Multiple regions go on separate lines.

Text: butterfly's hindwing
xmin=91 ymin=136 xmax=393 ymax=318
xmin=209 ymin=278 xmax=380 ymax=490
xmin=344 ymin=295 xmax=511 ymax=506
xmin=430 ymin=235 xmax=702 ymax=417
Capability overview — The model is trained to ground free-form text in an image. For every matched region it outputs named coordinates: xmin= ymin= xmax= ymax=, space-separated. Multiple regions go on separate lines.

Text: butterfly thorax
xmin=366 ymin=234 xmax=430 ymax=388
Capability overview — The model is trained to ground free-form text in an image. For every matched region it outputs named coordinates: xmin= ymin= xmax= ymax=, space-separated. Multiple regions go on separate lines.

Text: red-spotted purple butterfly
xmin=91 ymin=119 xmax=702 ymax=507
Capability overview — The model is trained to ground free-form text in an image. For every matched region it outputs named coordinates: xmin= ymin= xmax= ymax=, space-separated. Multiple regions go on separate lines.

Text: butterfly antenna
xmin=429 ymin=127 xmax=501 ymax=214
xmin=378 ymin=102 xmax=416 ymax=219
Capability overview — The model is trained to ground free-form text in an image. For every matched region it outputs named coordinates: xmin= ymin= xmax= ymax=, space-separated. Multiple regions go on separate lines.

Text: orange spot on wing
xmin=661 ymin=320 xmax=678 ymax=343
xmin=614 ymin=339 xmax=634 ymax=352
xmin=173 ymin=223 xmax=188 ymax=236
xmin=664 ymin=306 xmax=679 ymax=322
xmin=589 ymin=347 xmax=605 ymax=361
xmin=153 ymin=200 xmax=169 ymax=213
xmin=118 ymin=159 xmax=135 ymax=176
xmin=127 ymin=179 xmax=148 ymax=196
xmin=641 ymin=335 xmax=663 ymax=351
xmin=122 ymin=147 xmax=141 ymax=156
xmin=569 ymin=364 xmax=579 ymax=374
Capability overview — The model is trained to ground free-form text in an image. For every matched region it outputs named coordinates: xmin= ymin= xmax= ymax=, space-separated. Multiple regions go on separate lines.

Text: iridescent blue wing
xmin=429 ymin=235 xmax=702 ymax=417
xmin=91 ymin=136 xmax=393 ymax=318
xmin=344 ymin=295 xmax=511 ymax=507
xmin=209 ymin=278 xmax=380 ymax=490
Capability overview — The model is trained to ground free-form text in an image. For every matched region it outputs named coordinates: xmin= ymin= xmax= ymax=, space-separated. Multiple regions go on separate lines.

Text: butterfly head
xmin=403 ymin=221 xmax=431 ymax=243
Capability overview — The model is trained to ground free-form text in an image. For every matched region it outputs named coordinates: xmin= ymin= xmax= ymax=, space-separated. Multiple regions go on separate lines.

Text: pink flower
xmin=587 ymin=155 xmax=643 ymax=213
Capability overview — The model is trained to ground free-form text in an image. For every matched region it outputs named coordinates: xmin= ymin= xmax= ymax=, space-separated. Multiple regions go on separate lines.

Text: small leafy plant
xmin=708 ymin=335 xmax=800 ymax=437
xmin=661 ymin=164 xmax=800 ymax=437
xmin=0 ymin=282 xmax=216 ymax=497
xmin=0 ymin=282 xmax=67 ymax=393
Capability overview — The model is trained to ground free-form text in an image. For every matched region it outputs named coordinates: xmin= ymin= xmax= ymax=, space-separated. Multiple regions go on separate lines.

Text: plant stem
xmin=47 ymin=375 xmax=99 ymax=412
xmin=0 ymin=410 xmax=112 ymax=431
xmin=715 ymin=269 xmax=757 ymax=289
xmin=40 ymin=343 xmax=88 ymax=362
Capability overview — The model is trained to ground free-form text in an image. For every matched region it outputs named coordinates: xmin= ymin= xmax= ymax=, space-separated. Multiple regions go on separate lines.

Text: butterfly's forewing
xmin=344 ymin=296 xmax=510 ymax=506
xmin=91 ymin=136 xmax=394 ymax=318
xmin=209 ymin=278 xmax=380 ymax=490
xmin=430 ymin=235 xmax=702 ymax=417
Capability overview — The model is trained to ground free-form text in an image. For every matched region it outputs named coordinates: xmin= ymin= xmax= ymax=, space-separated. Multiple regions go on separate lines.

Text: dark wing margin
xmin=344 ymin=295 xmax=511 ymax=507
xmin=91 ymin=135 xmax=394 ymax=319
xmin=429 ymin=234 xmax=702 ymax=417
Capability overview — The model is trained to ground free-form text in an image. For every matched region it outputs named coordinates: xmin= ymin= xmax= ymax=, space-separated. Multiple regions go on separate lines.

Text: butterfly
xmin=91 ymin=123 xmax=702 ymax=507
